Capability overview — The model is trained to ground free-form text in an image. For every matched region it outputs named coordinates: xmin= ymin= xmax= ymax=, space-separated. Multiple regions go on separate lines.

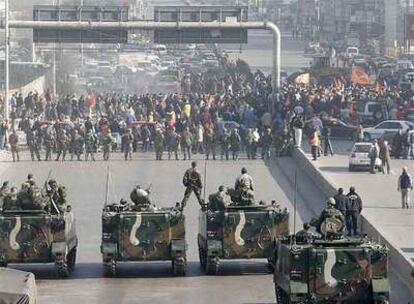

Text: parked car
xmin=362 ymin=120 xmax=413 ymax=141
xmin=348 ymin=142 xmax=382 ymax=171
xmin=322 ymin=118 xmax=359 ymax=139
xmin=356 ymin=101 xmax=384 ymax=123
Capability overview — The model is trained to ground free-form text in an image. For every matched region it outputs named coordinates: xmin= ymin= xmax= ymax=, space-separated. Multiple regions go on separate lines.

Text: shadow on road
xmin=318 ymin=166 xmax=350 ymax=173
xmin=7 ymin=259 xmax=272 ymax=280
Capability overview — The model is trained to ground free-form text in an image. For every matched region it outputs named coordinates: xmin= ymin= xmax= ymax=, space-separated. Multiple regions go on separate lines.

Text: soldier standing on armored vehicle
xmin=181 ymin=161 xmax=204 ymax=209
xmin=9 ymin=130 xmax=19 ymax=162
xmin=26 ymin=173 xmax=36 ymax=186
xmin=2 ymin=187 xmax=18 ymax=211
xmin=45 ymin=179 xmax=67 ymax=213
xmin=234 ymin=167 xmax=255 ymax=205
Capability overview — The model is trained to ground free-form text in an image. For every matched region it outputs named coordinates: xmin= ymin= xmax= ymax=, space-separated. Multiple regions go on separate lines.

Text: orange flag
xmin=350 ymin=67 xmax=370 ymax=85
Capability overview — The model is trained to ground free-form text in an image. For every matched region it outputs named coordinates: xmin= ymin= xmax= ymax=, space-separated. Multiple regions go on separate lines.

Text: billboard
xmin=154 ymin=6 xmax=248 ymax=44
xmin=32 ymin=6 xmax=128 ymax=44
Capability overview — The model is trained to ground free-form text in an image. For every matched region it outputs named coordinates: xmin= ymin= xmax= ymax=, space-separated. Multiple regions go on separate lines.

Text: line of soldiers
xmin=0 ymin=174 xmax=67 ymax=214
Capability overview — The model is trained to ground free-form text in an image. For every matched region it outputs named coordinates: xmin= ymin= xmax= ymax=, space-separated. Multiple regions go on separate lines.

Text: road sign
xmin=32 ymin=6 xmax=128 ymax=44
xmin=153 ymin=6 xmax=248 ymax=44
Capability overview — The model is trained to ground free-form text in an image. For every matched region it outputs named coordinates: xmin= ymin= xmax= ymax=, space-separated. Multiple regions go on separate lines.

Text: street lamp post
xmin=4 ymin=0 xmax=9 ymax=120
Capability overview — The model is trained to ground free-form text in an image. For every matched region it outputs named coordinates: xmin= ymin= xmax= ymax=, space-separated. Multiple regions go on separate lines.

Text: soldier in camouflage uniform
xmin=220 ymin=128 xmax=230 ymax=160
xmin=234 ymin=167 xmax=255 ymax=205
xmin=55 ymin=130 xmax=69 ymax=161
xmin=154 ymin=129 xmax=165 ymax=160
xmin=204 ymin=126 xmax=216 ymax=160
xmin=181 ymin=161 xmax=204 ymax=209
xmin=26 ymin=129 xmax=41 ymax=161
xmin=208 ymin=185 xmax=231 ymax=211
xmin=165 ymin=128 xmax=180 ymax=160
xmin=122 ymin=129 xmax=133 ymax=161
xmin=44 ymin=131 xmax=55 ymax=161
xmin=1 ymin=187 xmax=18 ymax=211
xmin=102 ymin=133 xmax=114 ymax=161
xmin=230 ymin=129 xmax=241 ymax=160
xmin=84 ymin=129 xmax=98 ymax=161
xmin=181 ymin=127 xmax=193 ymax=160
xmin=8 ymin=130 xmax=19 ymax=162
xmin=260 ymin=128 xmax=273 ymax=160
xmin=46 ymin=179 xmax=67 ymax=214
xmin=316 ymin=197 xmax=346 ymax=236
xmin=70 ymin=130 xmax=84 ymax=161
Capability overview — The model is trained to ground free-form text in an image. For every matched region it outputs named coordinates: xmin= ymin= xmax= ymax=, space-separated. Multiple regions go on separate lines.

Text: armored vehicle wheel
xmin=205 ymin=256 xmax=219 ymax=275
xmin=55 ymin=254 xmax=69 ymax=278
xmin=275 ymin=285 xmax=290 ymax=304
xmin=67 ymin=247 xmax=77 ymax=272
xmin=103 ymin=258 xmax=117 ymax=277
xmin=172 ymin=257 xmax=186 ymax=276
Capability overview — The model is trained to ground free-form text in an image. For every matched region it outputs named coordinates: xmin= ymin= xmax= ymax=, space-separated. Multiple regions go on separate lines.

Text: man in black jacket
xmin=346 ymin=186 xmax=363 ymax=236
xmin=333 ymin=188 xmax=348 ymax=216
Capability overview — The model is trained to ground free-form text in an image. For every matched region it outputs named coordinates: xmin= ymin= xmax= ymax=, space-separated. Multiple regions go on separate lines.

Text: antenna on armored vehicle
xmin=293 ymin=167 xmax=298 ymax=246
xmin=104 ymin=166 xmax=110 ymax=207
xmin=203 ymin=159 xmax=207 ymax=203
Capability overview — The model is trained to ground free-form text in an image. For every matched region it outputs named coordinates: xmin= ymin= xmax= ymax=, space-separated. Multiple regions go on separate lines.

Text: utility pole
xmin=4 ymin=0 xmax=9 ymax=120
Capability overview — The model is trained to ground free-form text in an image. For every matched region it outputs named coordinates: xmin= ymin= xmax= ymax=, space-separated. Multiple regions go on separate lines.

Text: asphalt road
xmin=0 ymin=151 xmax=325 ymax=304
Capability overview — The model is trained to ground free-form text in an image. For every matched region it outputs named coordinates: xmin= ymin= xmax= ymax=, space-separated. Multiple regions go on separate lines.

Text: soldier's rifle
xmin=43 ymin=169 xmax=60 ymax=215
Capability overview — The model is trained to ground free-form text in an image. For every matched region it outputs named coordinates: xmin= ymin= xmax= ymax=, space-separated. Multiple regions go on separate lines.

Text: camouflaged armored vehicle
xmin=0 ymin=182 xmax=77 ymax=278
xmin=271 ymin=217 xmax=389 ymax=304
xmin=101 ymin=199 xmax=187 ymax=276
xmin=198 ymin=196 xmax=289 ymax=275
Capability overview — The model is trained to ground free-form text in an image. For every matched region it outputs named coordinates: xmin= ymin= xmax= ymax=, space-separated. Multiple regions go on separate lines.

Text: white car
xmin=362 ymin=120 xmax=413 ymax=141
xmin=349 ymin=143 xmax=382 ymax=171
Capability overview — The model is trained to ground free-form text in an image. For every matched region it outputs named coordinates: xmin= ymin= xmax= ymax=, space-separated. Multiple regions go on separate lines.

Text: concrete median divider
xmin=292 ymin=147 xmax=414 ymax=298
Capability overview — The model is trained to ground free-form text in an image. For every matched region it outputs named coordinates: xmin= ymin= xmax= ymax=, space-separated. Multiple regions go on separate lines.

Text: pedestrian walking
xmin=379 ymin=140 xmax=391 ymax=174
xmin=346 ymin=186 xmax=363 ymax=236
xmin=309 ymin=130 xmax=320 ymax=161
xmin=8 ymin=130 xmax=19 ymax=162
xmin=322 ymin=125 xmax=333 ymax=156
xmin=397 ymin=167 xmax=413 ymax=209
xmin=290 ymin=113 xmax=304 ymax=148
xmin=368 ymin=139 xmax=379 ymax=174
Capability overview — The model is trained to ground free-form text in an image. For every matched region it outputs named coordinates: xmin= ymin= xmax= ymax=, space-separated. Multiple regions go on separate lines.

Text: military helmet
xmin=218 ymin=185 xmax=226 ymax=192
xmin=327 ymin=197 xmax=336 ymax=206
xmin=119 ymin=198 xmax=128 ymax=205
xmin=27 ymin=174 xmax=33 ymax=179
xmin=191 ymin=161 xmax=197 ymax=168
xmin=241 ymin=167 xmax=247 ymax=174
xmin=48 ymin=179 xmax=57 ymax=186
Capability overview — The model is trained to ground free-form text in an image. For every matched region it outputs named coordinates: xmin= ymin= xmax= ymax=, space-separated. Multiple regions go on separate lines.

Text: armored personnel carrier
xmin=101 ymin=199 xmax=187 ymax=277
xmin=271 ymin=218 xmax=389 ymax=303
xmin=0 ymin=181 xmax=77 ymax=278
xmin=198 ymin=196 xmax=289 ymax=275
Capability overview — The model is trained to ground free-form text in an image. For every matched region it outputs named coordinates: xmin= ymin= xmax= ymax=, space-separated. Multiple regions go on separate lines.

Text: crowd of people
xmin=1 ymin=50 xmax=414 ymax=163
